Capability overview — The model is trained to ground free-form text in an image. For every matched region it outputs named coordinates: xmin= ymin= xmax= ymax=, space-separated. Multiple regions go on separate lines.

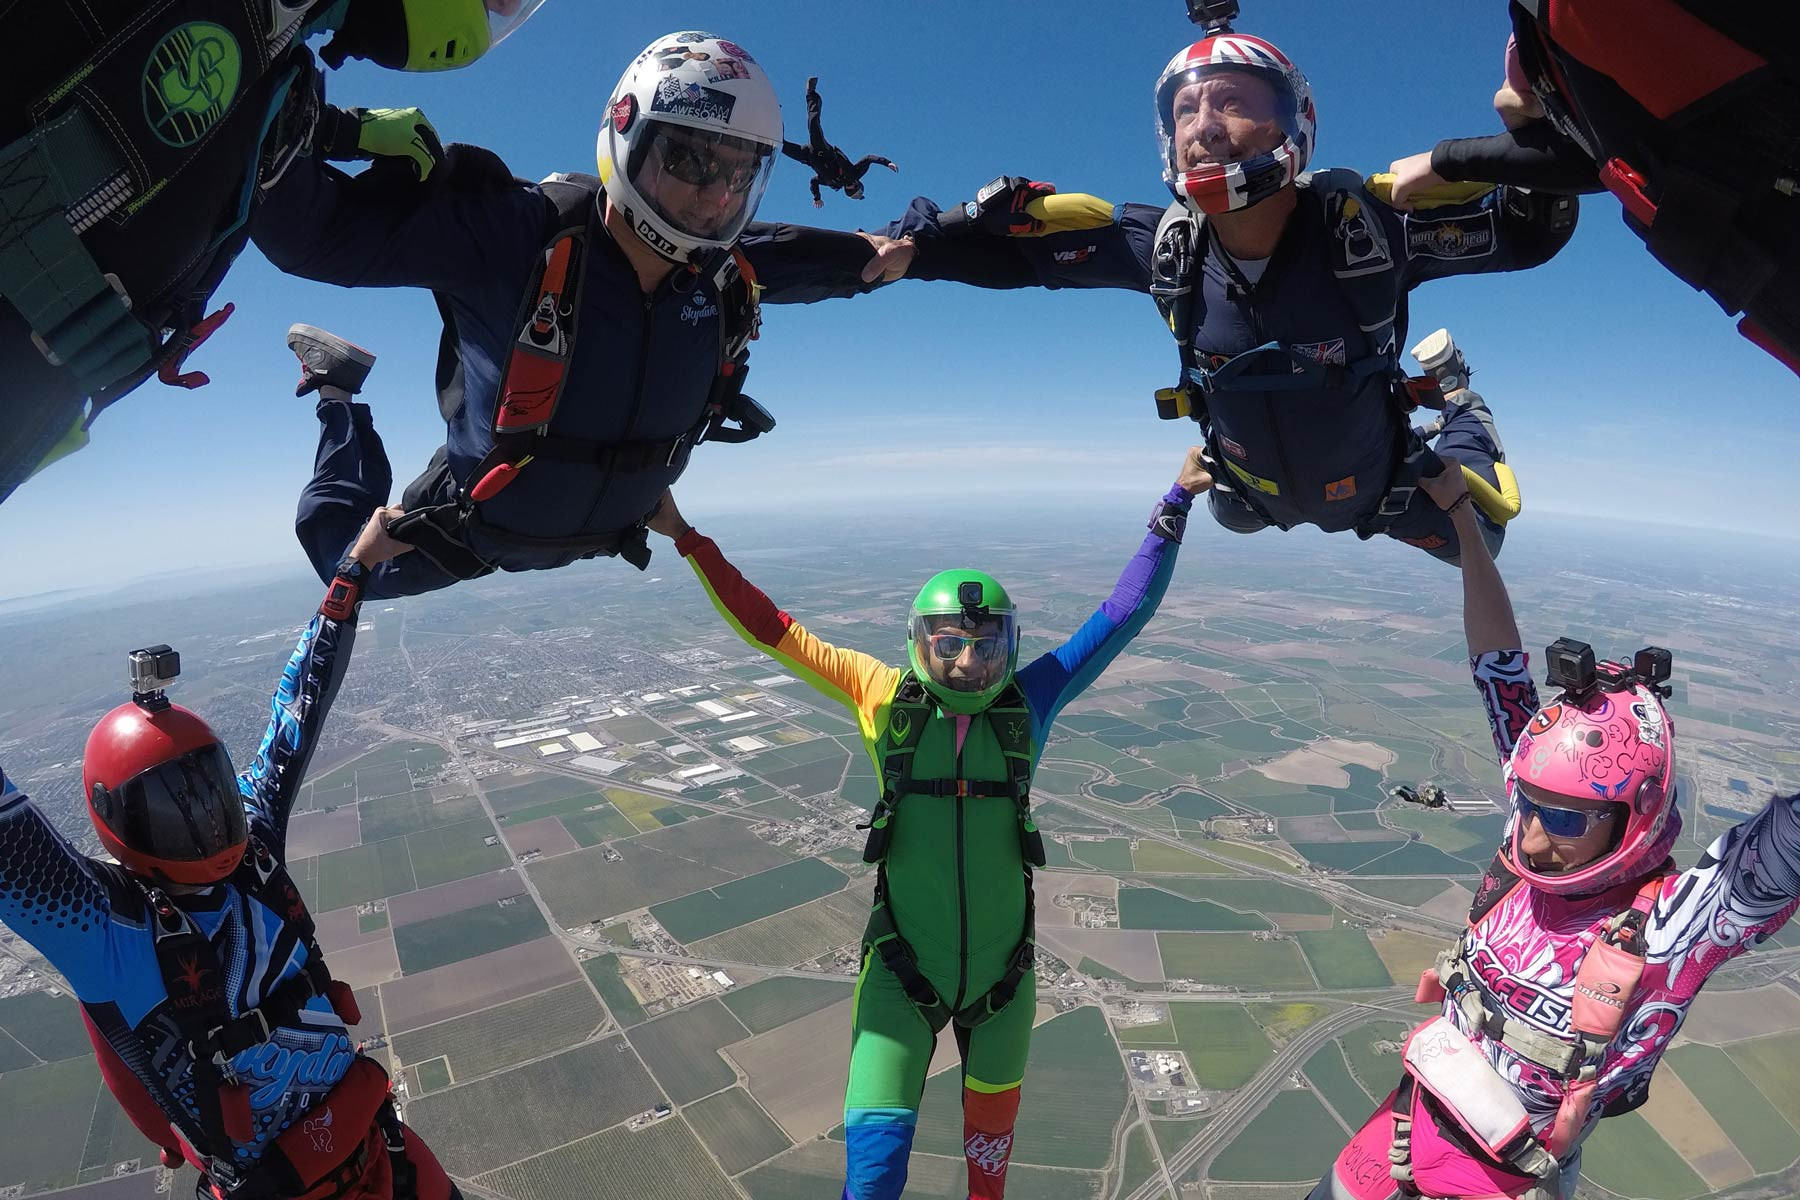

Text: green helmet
xmin=399 ymin=0 xmax=548 ymax=71
xmin=907 ymin=569 xmax=1019 ymax=714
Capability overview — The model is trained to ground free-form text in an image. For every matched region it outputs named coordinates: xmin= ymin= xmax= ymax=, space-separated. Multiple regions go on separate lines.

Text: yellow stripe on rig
xmin=1366 ymin=173 xmax=1497 ymax=210
xmin=1462 ymin=462 xmax=1522 ymax=524
xmin=1020 ymin=193 xmax=1117 ymax=236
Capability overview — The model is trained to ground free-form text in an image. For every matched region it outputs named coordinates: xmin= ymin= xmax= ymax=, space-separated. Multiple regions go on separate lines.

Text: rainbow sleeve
xmin=678 ymin=529 xmax=901 ymax=738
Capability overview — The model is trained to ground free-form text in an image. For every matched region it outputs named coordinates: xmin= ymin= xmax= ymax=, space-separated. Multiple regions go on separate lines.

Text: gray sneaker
xmin=287 ymin=324 xmax=376 ymax=397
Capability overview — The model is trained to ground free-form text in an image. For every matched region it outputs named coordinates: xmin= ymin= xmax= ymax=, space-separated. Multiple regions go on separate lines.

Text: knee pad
xmin=1208 ymin=488 xmax=1270 ymax=535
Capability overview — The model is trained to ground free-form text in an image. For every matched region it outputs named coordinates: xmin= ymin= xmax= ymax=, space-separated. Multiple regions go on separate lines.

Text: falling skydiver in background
xmin=782 ymin=77 xmax=898 ymax=207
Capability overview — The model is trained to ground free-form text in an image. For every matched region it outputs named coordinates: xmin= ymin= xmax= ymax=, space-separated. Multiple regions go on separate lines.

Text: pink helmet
xmin=1503 ymin=666 xmax=1681 ymax=895
xmin=1155 ymin=34 xmax=1316 ymax=215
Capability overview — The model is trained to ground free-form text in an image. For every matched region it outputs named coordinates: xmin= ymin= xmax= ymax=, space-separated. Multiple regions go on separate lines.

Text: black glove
xmin=938 ymin=175 xmax=1057 ymax=237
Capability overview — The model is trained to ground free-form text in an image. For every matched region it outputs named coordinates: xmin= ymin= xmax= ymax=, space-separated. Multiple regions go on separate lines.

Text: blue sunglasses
xmin=1519 ymin=794 xmax=1617 ymax=838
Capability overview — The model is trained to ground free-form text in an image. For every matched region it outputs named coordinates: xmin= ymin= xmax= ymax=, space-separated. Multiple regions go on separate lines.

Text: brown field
xmin=1034 ymin=873 xmax=1122 ymax=929
xmin=1037 ymin=928 xmax=1164 ymax=982
xmin=1676 ymin=983 xmax=1800 ymax=1045
xmin=286 ymin=807 xmax=362 ymax=858
xmin=500 ymin=816 xmax=580 ymax=857
xmin=1421 ymin=883 xmax=1476 ymax=926
xmin=328 ymin=938 xmax=402 ymax=991
xmin=728 ymin=999 xmax=854 ymax=1140
xmin=1257 ymin=739 xmax=1394 ymax=788
xmin=314 ymin=906 xmax=390 ymax=952
xmin=1638 ymin=1064 xmax=1753 ymax=1190
xmin=1268 ymin=912 xmax=1336 ymax=931
xmin=379 ymin=937 xmax=578 ymax=1032
xmin=388 ymin=868 xmax=525 ymax=927
xmin=1368 ymin=930 xmax=1442 ymax=988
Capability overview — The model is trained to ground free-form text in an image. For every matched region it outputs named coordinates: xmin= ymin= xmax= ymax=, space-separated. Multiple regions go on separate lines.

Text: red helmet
xmin=1155 ymin=33 xmax=1316 ymax=215
xmin=83 ymin=702 xmax=246 ymax=885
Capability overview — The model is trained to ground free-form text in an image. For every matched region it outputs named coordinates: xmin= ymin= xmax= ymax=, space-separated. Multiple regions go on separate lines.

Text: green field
xmin=393 ymin=982 xmax=601 ymax=1084
xmin=1157 ymin=932 xmax=1315 ymax=989
xmin=415 ymin=1057 xmax=452 ymax=1092
xmin=1302 ymin=1042 xmax=1374 ymax=1125
xmin=312 ymin=740 xmax=447 ymax=790
xmin=1578 ymin=1110 xmax=1708 ymax=1200
xmin=1289 ymin=839 xmax=1407 ymax=871
xmin=1069 ymin=837 xmax=1136 ymax=873
xmin=582 ymin=953 xmax=648 ymax=1026
xmin=1205 ymin=840 xmax=1302 ymax=872
xmin=1119 ymin=1122 xmax=1161 ymax=1198
xmin=406 ymin=1036 xmax=664 ymax=1175
xmin=1160 ymin=791 xmax=1234 ymax=822
xmin=0 ymin=1055 xmax=101 ymax=1191
xmin=690 ymin=889 xmax=869 ymax=965
xmin=1296 ymin=928 xmax=1393 ymax=988
xmin=629 ymin=998 xmax=750 ymax=1103
xmin=0 ymin=990 xmax=91 ymax=1062
xmin=359 ymin=909 xmax=390 ymax=934
xmin=1665 ymin=1042 xmax=1800 ymax=1173
xmin=721 ymin=975 xmax=853 ymax=1035
xmin=393 ymin=898 xmax=549 ymax=974
xmin=312 ymin=836 xmax=416 ymax=910
xmin=478 ymin=1115 xmax=738 ymax=1200
xmin=911 ymin=1007 xmax=1127 ymax=1170
xmin=684 ymin=1088 xmax=793 ymax=1174
xmin=1132 ymin=839 xmax=1239 ymax=874
xmin=1210 ymin=1088 xmax=1346 ymax=1182
xmin=1160 ymin=875 xmax=1332 ymax=914
xmin=650 ymin=858 xmax=849 ymax=942
xmin=1728 ymin=1030 xmax=1800 ymax=1132
xmin=405 ymin=819 xmax=514 ymax=888
xmin=361 ymin=791 xmax=484 ymax=842
xmin=1348 ymin=841 xmax=1480 ymax=876
xmin=1165 ymin=1003 xmax=1276 ymax=1089
xmin=607 ymin=788 xmax=695 ymax=831
xmin=487 ymin=774 xmax=598 ymax=815
xmin=1339 ymin=1020 xmax=1412 ymax=1097
xmin=1118 ymin=886 xmax=1270 ymax=931
xmin=1346 ymin=878 xmax=1451 ymax=907
xmin=1117 ymin=1017 xmax=1179 ymax=1045
xmin=561 ymin=805 xmax=640 ymax=846
xmin=1249 ymin=1001 xmax=1331 ymax=1045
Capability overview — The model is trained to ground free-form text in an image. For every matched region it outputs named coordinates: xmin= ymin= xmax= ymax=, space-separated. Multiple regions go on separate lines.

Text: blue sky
xmin=1 ymin=0 xmax=1794 ymax=599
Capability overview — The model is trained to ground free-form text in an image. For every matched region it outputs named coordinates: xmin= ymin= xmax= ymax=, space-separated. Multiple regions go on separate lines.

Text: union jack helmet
xmin=1155 ymin=34 xmax=1316 ymax=215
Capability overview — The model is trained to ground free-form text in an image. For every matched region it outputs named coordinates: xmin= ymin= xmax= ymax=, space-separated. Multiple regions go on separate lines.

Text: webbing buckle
xmin=29 ymin=274 xmax=131 ymax=367
xmin=1377 ymin=485 xmax=1415 ymax=519
xmin=210 ymin=1006 xmax=271 ymax=1057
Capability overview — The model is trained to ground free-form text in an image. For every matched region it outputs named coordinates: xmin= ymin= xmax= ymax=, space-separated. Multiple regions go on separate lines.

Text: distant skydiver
xmin=255 ymin=34 xmax=891 ymax=598
xmin=0 ymin=512 xmax=463 ymax=1200
xmin=1387 ymin=7 xmax=1800 ymax=377
xmin=645 ymin=446 xmax=1213 ymax=1200
xmin=781 ymin=76 xmax=898 ymax=207
xmin=0 ymin=0 xmax=551 ymax=508
xmin=815 ymin=32 xmax=1579 ymax=566
xmin=1304 ymin=458 xmax=1800 ymax=1200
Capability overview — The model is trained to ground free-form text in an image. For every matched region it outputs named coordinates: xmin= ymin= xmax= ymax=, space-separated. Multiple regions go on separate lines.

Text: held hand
xmin=1175 ymin=446 xmax=1214 ymax=495
xmin=1493 ymin=82 xmax=1544 ymax=130
xmin=356 ymin=107 xmax=446 ymax=182
xmin=647 ymin=490 xmax=692 ymax=540
xmin=858 ymin=233 xmax=916 ymax=283
xmin=350 ymin=505 xmax=412 ymax=567
xmin=1419 ymin=454 xmax=1470 ymax=512
xmin=1386 ymin=152 xmax=1446 ymax=211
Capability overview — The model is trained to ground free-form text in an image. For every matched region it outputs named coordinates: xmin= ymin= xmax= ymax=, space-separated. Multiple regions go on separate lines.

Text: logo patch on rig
xmin=142 ymin=22 xmax=243 ymax=148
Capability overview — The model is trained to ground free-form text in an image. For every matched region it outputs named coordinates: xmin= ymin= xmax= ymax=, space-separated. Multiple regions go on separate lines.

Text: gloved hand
xmin=939 ymin=175 xmax=1057 ymax=237
xmin=318 ymin=105 xmax=445 ymax=182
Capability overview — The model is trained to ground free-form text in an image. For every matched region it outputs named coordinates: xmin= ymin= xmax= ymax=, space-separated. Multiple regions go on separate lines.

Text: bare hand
xmin=647 ymin=489 xmax=691 ymax=540
xmin=1175 ymin=446 xmax=1214 ymax=495
xmin=1387 ymin=152 xmax=1446 ymax=211
xmin=1493 ymin=82 xmax=1543 ymax=129
xmin=350 ymin=505 xmax=412 ymax=567
xmin=1419 ymin=455 xmax=1470 ymax=512
xmin=858 ymin=232 xmax=915 ymax=283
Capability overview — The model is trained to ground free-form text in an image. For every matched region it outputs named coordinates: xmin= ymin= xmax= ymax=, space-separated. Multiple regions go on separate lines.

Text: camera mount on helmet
xmin=1544 ymin=637 xmax=1674 ymax=702
xmin=1186 ymin=0 xmax=1239 ymax=33
xmin=128 ymin=645 xmax=181 ymax=713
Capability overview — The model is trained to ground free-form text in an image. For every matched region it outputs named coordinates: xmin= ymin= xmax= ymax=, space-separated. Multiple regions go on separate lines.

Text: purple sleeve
xmin=1470 ymin=649 xmax=1538 ymax=764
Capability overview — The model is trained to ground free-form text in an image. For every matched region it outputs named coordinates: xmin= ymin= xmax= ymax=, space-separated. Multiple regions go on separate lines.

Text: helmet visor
xmin=626 ymin=119 xmax=776 ymax=244
xmin=94 ymin=744 xmax=245 ymax=867
xmin=1157 ymin=62 xmax=1301 ymax=173
xmin=909 ymin=610 xmax=1017 ymax=694
xmin=482 ymin=0 xmax=549 ymax=50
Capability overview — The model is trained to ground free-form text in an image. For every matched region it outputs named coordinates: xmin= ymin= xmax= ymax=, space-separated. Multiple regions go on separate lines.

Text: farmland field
xmin=650 ymin=858 xmax=849 ymax=942
xmin=1210 ymin=1088 xmax=1344 ymax=1182
xmin=404 ymin=819 xmax=513 ymax=889
xmin=1157 ymin=932 xmax=1315 ymax=989
xmin=1164 ymin=1003 xmax=1275 ymax=1090
xmin=1665 ymin=1043 xmax=1800 ymax=1174
xmin=1578 ymin=1111 xmax=1708 ymax=1200
xmin=0 ymin=990 xmax=90 ymax=1062
xmin=392 ymin=982 xmax=602 ymax=1083
xmin=0 ymin=1055 xmax=101 ymax=1191
xmin=1118 ymin=886 xmax=1270 ymax=932
xmin=392 ymin=898 xmax=549 ymax=975
xmin=629 ymin=998 xmax=751 ymax=1103
xmin=478 ymin=1115 xmax=737 ymax=1200
xmin=1296 ymin=928 xmax=1393 ymax=989
xmin=582 ymin=953 xmax=648 ymax=1026
xmin=690 ymin=888 xmax=869 ymax=965
xmin=684 ymin=1087 xmax=792 ymax=1174
xmin=721 ymin=976 xmax=854 ymax=1036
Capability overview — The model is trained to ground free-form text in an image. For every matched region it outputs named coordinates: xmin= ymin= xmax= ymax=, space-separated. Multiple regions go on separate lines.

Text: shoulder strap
xmin=878 ymin=674 xmax=934 ymax=800
xmin=1300 ymin=167 xmax=1401 ymax=362
xmin=1150 ymin=202 xmax=1203 ymax=350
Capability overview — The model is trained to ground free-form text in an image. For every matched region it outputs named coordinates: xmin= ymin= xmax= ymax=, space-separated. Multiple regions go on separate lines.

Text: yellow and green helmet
xmin=906 ymin=569 xmax=1019 ymax=713
xmin=398 ymin=0 xmax=548 ymax=71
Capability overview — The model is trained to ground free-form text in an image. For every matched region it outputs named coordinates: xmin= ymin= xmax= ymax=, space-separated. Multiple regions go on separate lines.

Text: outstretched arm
xmin=240 ymin=509 xmax=412 ymax=850
xmin=1016 ymin=449 xmax=1210 ymax=737
xmin=0 ymin=770 xmax=117 ymax=995
xmin=650 ymin=494 xmax=901 ymax=734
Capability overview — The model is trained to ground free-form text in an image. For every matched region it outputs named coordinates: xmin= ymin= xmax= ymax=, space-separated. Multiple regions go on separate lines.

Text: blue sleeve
xmin=738 ymin=221 xmax=885 ymax=304
xmin=250 ymin=146 xmax=546 ymax=295
xmin=0 ymin=770 xmax=118 ymax=995
xmin=1396 ymin=185 xmax=1578 ymax=289
xmin=1017 ymin=485 xmax=1191 ymax=742
xmin=239 ymin=589 xmax=361 ymax=853
xmin=896 ymin=195 xmax=1161 ymax=294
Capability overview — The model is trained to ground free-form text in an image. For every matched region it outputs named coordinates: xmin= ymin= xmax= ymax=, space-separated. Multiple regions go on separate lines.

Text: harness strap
xmin=376 ymin=1100 xmax=417 ymax=1200
xmin=862 ymin=879 xmax=1035 ymax=1031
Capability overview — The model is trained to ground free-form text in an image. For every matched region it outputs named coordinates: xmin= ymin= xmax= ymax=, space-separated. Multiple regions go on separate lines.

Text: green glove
xmin=355 ymin=107 xmax=445 ymax=181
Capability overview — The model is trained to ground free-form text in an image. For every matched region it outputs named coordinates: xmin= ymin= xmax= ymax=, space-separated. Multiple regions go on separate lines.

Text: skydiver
xmin=644 ymin=444 xmax=1212 ymax=1200
xmin=825 ymin=33 xmax=1580 ymax=566
xmin=255 ymin=33 xmax=888 ymax=599
xmin=781 ymin=76 xmax=898 ymax=207
xmin=0 ymin=0 xmax=552 ymax=507
xmin=1387 ymin=11 xmax=1800 ymax=376
xmin=0 ymin=511 xmax=463 ymax=1200
xmin=1304 ymin=458 xmax=1800 ymax=1200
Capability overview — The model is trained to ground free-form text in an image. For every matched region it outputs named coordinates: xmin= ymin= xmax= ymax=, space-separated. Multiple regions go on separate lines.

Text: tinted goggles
xmin=656 ymin=133 xmax=763 ymax=194
xmin=1519 ymin=794 xmax=1616 ymax=839
xmin=927 ymin=632 xmax=1010 ymax=663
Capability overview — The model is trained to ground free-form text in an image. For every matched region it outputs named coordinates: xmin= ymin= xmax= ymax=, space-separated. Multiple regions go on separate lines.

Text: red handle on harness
xmin=222 ymin=1081 xmax=254 ymax=1143
xmin=469 ymin=459 xmax=526 ymax=503
xmin=328 ymin=980 xmax=363 ymax=1027
xmin=157 ymin=303 xmax=236 ymax=390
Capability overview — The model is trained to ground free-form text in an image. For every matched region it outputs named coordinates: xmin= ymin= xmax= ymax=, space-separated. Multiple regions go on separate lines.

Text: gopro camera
xmin=128 ymin=644 xmax=180 ymax=711
xmin=1545 ymin=637 xmax=1675 ymax=700
xmin=957 ymin=581 xmax=984 ymax=607
xmin=1544 ymin=638 xmax=1596 ymax=698
xmin=1186 ymin=0 xmax=1239 ymax=31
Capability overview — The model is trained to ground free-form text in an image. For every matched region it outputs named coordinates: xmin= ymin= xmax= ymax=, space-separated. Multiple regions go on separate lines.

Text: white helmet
xmin=598 ymin=32 xmax=783 ymax=264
